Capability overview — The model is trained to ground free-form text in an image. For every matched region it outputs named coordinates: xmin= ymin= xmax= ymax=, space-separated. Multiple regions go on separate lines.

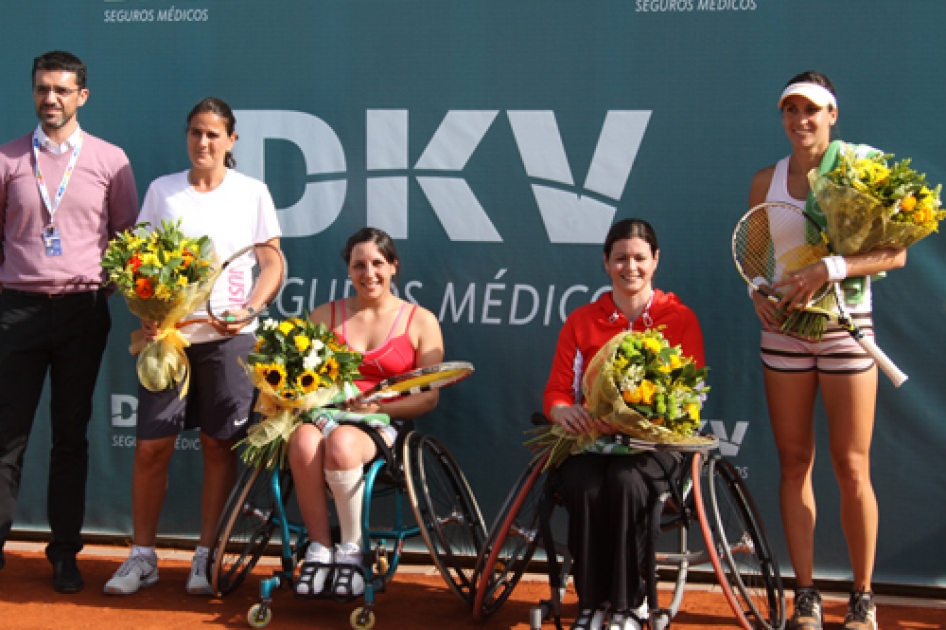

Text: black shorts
xmin=136 ymin=334 xmax=255 ymax=441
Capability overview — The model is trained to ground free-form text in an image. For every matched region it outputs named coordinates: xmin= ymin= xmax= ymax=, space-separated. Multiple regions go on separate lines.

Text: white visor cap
xmin=778 ymin=82 xmax=837 ymax=109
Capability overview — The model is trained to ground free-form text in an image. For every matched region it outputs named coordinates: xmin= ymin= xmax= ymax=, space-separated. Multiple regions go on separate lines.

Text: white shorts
xmin=760 ymin=313 xmax=875 ymax=374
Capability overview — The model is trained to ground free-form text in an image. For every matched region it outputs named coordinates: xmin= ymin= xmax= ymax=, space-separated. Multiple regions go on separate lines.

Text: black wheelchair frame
xmin=471 ymin=433 xmax=786 ymax=630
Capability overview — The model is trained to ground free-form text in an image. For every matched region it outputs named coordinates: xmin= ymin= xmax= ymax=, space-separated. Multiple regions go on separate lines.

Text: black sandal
xmin=294 ymin=560 xmax=332 ymax=600
xmin=332 ymin=564 xmax=365 ymax=601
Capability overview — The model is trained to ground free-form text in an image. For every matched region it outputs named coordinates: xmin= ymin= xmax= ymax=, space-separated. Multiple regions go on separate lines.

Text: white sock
xmin=325 ymin=467 xmax=365 ymax=547
xmin=305 ymin=541 xmax=333 ymax=563
xmin=131 ymin=545 xmax=157 ymax=564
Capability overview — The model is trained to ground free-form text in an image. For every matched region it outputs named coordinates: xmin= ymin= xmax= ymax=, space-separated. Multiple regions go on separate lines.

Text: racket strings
xmin=734 ymin=204 xmax=829 ymax=291
xmin=206 ymin=243 xmax=287 ymax=325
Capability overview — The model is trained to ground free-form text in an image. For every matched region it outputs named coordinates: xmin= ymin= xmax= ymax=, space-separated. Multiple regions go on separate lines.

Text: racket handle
xmin=857 ymin=336 xmax=908 ymax=388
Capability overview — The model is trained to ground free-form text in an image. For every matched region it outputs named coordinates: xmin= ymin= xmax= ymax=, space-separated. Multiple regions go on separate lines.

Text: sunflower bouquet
xmin=101 ymin=219 xmax=216 ymax=395
xmin=240 ymin=316 xmax=363 ymax=469
xmin=809 ymin=142 xmax=945 ymax=257
xmin=528 ymin=328 xmax=712 ymax=470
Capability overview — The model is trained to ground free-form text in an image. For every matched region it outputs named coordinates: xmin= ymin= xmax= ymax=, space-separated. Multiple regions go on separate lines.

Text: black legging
xmin=552 ymin=451 xmax=682 ymax=611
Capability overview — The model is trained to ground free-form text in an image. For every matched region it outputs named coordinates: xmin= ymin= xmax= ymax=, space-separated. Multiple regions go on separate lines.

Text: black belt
xmin=2 ymin=288 xmax=101 ymax=300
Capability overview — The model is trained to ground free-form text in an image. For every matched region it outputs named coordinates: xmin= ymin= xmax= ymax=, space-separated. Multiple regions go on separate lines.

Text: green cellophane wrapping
xmin=809 ymin=171 xmax=936 ymax=255
xmin=127 ymin=268 xmax=220 ymax=394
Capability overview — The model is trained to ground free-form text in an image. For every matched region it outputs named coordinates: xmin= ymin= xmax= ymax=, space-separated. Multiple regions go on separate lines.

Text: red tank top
xmin=331 ymin=300 xmax=418 ymax=391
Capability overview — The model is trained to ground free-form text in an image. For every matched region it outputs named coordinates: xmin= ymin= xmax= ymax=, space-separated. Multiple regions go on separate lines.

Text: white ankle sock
xmin=131 ymin=545 xmax=157 ymax=563
xmin=325 ymin=467 xmax=364 ymax=547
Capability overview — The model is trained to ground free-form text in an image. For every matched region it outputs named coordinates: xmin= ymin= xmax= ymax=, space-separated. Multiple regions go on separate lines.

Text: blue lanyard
xmin=32 ymin=129 xmax=83 ymax=227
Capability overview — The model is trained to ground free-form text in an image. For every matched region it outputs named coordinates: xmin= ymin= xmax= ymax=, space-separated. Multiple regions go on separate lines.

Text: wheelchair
xmin=207 ymin=421 xmax=486 ymax=629
xmin=472 ymin=416 xmax=785 ymax=630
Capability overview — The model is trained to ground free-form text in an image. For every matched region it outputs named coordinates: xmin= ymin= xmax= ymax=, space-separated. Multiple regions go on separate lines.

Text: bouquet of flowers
xmin=809 ymin=142 xmax=945 ymax=257
xmin=777 ymin=142 xmax=944 ymax=342
xmin=101 ymin=219 xmax=216 ymax=395
xmin=240 ymin=316 xmax=363 ymax=469
xmin=528 ymin=328 xmax=712 ymax=470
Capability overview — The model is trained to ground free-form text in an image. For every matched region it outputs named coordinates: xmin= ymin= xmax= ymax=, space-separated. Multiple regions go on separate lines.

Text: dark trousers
xmin=553 ymin=451 xmax=682 ymax=611
xmin=0 ymin=289 xmax=110 ymax=563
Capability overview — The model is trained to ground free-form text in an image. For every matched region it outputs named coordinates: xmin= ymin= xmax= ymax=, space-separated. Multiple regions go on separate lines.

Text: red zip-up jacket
xmin=543 ymin=289 xmax=705 ymax=417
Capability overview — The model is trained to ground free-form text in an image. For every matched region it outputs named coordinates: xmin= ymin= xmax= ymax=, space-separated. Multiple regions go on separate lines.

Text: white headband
xmin=778 ymin=82 xmax=837 ymax=109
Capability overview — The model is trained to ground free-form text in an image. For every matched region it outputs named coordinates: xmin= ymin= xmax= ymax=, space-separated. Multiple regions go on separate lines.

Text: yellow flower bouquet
xmin=101 ymin=219 xmax=217 ymax=395
xmin=240 ymin=316 xmax=362 ymax=469
xmin=528 ymin=329 xmax=712 ymax=469
xmin=809 ymin=142 xmax=945 ymax=257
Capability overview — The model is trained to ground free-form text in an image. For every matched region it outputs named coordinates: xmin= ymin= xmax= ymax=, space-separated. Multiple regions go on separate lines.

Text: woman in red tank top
xmin=288 ymin=227 xmax=444 ymax=600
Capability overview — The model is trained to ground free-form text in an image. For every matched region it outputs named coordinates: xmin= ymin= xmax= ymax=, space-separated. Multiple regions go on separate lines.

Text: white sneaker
xmin=104 ymin=553 xmax=159 ymax=595
xmin=606 ymin=609 xmax=643 ymax=630
xmin=185 ymin=554 xmax=213 ymax=596
xmin=333 ymin=543 xmax=365 ymax=597
xmin=295 ymin=542 xmax=333 ymax=598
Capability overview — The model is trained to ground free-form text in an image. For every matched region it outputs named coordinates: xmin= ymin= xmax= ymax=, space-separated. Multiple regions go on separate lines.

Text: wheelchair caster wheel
xmin=350 ymin=607 xmax=376 ymax=630
xmin=247 ymin=603 xmax=272 ymax=628
xmin=374 ymin=546 xmax=389 ymax=575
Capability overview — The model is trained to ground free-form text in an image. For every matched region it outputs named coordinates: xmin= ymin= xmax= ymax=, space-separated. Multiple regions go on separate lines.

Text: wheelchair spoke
xmin=404 ymin=432 xmax=485 ymax=606
xmin=706 ymin=457 xmax=785 ymax=630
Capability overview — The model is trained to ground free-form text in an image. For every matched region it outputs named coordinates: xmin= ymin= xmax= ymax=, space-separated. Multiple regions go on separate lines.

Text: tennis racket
xmin=610 ymin=433 xmax=719 ymax=453
xmin=180 ymin=241 xmax=287 ymax=329
xmin=732 ymin=201 xmax=907 ymax=387
xmin=337 ymin=361 xmax=475 ymax=406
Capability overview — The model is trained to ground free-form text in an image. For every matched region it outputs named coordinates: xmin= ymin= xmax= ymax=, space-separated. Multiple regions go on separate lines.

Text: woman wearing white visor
xmin=746 ymin=72 xmax=906 ymax=630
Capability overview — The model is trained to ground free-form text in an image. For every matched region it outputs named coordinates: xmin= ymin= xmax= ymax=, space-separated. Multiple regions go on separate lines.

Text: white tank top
xmin=764 ymin=155 xmax=871 ymax=312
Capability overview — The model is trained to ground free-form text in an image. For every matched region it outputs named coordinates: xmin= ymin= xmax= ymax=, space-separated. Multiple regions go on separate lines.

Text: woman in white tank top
xmin=746 ymin=72 xmax=906 ymax=630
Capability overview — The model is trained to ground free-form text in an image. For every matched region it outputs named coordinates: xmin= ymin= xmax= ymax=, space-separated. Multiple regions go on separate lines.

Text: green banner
xmin=4 ymin=0 xmax=944 ymax=588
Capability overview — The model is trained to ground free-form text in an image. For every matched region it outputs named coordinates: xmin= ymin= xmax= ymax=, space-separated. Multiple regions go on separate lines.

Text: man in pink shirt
xmin=0 ymin=51 xmax=138 ymax=594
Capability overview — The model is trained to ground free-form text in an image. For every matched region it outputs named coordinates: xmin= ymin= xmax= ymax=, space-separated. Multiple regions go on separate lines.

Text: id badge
xmin=43 ymin=227 xmax=63 ymax=257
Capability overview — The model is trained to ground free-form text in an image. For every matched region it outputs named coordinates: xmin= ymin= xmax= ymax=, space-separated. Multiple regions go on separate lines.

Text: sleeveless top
xmin=765 ymin=156 xmax=871 ymax=313
xmin=331 ymin=300 xmax=418 ymax=391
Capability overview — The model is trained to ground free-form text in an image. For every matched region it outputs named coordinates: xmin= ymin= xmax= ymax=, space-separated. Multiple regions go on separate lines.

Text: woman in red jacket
xmin=544 ymin=218 xmax=704 ymax=630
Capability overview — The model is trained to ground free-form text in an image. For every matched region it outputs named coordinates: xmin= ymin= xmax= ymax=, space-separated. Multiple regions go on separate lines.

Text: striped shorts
xmin=760 ymin=312 xmax=875 ymax=373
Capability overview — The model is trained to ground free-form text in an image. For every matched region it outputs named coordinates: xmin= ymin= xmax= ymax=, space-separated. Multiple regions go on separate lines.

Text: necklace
xmin=609 ymin=291 xmax=654 ymax=329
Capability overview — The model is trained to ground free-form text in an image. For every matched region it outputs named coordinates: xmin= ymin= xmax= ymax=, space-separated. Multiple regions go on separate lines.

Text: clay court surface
xmin=0 ymin=543 xmax=942 ymax=629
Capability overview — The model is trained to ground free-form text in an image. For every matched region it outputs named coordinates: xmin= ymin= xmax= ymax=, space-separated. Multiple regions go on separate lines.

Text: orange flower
xmin=900 ymin=195 xmax=917 ymax=212
xmin=181 ymin=249 xmax=194 ymax=268
xmin=134 ymin=278 xmax=154 ymax=299
xmin=622 ymin=380 xmax=656 ymax=405
xmin=913 ymin=207 xmax=932 ymax=224
xmin=128 ymin=254 xmax=142 ymax=273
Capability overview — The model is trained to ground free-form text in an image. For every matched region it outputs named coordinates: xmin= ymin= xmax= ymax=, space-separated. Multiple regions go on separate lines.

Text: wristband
xmin=822 ymin=256 xmax=848 ymax=282
xmin=748 ymin=276 xmax=768 ymax=299
xmin=245 ymin=305 xmax=258 ymax=316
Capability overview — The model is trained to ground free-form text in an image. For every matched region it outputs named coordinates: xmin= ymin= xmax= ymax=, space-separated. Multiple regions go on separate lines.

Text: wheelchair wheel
xmin=210 ymin=464 xmax=293 ymax=596
xmin=473 ymin=451 xmax=549 ymax=622
xmin=404 ymin=432 xmax=486 ymax=605
xmin=697 ymin=455 xmax=785 ymax=630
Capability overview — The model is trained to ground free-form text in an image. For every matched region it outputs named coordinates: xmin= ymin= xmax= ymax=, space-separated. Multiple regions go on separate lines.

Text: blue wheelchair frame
xmin=211 ymin=427 xmax=485 ymax=630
